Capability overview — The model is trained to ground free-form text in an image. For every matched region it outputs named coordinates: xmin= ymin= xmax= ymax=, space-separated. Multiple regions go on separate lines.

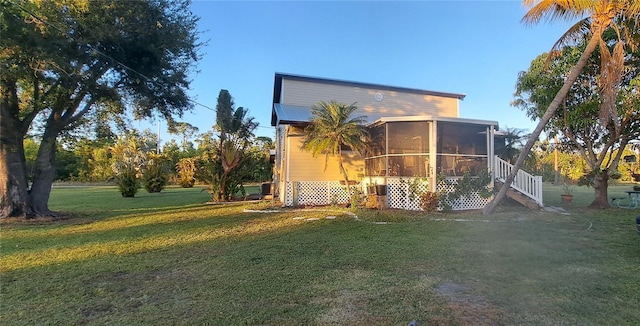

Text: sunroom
xmin=363 ymin=116 xmax=497 ymax=210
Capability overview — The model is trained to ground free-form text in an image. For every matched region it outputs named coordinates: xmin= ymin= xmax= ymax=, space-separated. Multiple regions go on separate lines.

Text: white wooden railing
xmin=494 ymin=156 xmax=544 ymax=207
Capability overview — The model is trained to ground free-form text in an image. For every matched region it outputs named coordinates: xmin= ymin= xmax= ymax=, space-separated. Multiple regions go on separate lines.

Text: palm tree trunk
xmin=483 ymin=34 xmax=601 ymax=214
xmin=338 ymin=158 xmax=351 ymax=195
xmin=218 ymin=171 xmax=228 ymax=201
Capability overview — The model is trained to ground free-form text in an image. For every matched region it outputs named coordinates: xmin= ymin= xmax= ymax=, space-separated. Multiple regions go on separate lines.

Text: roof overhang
xmin=368 ymin=115 xmax=499 ymax=129
xmin=271 ymin=103 xmax=312 ymax=126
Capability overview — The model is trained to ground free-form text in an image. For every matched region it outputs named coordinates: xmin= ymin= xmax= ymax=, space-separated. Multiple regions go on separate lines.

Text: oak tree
xmin=0 ymin=0 xmax=201 ymax=218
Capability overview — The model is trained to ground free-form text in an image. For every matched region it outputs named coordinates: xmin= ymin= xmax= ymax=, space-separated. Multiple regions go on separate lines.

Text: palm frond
xmin=302 ymin=100 xmax=370 ymax=173
xmin=552 ymin=18 xmax=592 ymax=50
xmin=522 ymin=0 xmax=592 ymax=25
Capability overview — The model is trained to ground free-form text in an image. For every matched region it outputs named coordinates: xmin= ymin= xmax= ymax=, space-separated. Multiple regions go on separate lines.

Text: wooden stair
xmin=497 ymin=181 xmax=542 ymax=210
xmin=493 ymin=156 xmax=544 ymax=210
xmin=507 ymin=187 xmax=542 ymax=210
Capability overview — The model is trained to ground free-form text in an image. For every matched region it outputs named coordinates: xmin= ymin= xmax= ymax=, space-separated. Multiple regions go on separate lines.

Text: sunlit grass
xmin=1 ymin=203 xmax=347 ymax=272
xmin=2 ymin=204 xmax=240 ymax=241
xmin=1 ymin=186 xmax=639 ymax=325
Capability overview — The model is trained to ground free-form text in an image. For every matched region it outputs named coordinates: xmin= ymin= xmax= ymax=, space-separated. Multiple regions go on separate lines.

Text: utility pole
xmin=554 ymin=135 xmax=559 ymax=184
xmin=157 ymin=121 xmax=161 ymax=154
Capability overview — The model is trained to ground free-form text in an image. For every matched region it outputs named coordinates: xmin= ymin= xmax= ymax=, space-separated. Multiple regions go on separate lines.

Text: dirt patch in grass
xmin=435 ymin=282 xmax=504 ymax=326
xmin=315 ymin=289 xmax=367 ymax=324
xmin=74 ymin=265 xmax=201 ymax=324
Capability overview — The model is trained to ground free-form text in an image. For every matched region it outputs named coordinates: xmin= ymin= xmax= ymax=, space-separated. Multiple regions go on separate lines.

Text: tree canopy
xmin=513 ymin=38 xmax=640 ymax=207
xmin=0 ymin=0 xmax=202 ymax=218
xmin=484 ymin=0 xmax=640 ymax=214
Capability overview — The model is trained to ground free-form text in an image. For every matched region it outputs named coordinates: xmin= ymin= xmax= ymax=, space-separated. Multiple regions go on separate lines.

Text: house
xmin=270 ymin=73 xmax=543 ymax=210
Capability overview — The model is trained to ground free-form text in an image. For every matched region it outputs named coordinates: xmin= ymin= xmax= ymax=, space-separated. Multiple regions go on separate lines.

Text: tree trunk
xmin=28 ymin=129 xmax=59 ymax=216
xmin=217 ymin=171 xmax=228 ymax=201
xmin=0 ymin=138 xmax=33 ymax=218
xmin=590 ymin=171 xmax=610 ymax=209
xmin=483 ymin=34 xmax=601 ymax=215
xmin=339 ymin=158 xmax=351 ymax=195
xmin=1 ymin=78 xmax=62 ymax=218
xmin=1 ymin=79 xmax=33 ymax=218
xmin=338 ymin=148 xmax=351 ymax=196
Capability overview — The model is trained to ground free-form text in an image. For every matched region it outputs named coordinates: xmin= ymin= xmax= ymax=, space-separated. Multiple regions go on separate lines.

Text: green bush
xmin=116 ymin=168 xmax=140 ymax=197
xmin=143 ymin=154 xmax=169 ymax=193
xmin=111 ymin=137 xmax=146 ymax=197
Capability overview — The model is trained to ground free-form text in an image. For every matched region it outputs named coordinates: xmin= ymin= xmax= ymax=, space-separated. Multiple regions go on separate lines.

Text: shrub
xmin=143 ymin=153 xmax=169 ymax=193
xmin=419 ymin=191 xmax=439 ymax=212
xmin=117 ymin=168 xmax=140 ymax=197
xmin=175 ymin=157 xmax=196 ymax=188
xmin=111 ymin=138 xmax=146 ymax=197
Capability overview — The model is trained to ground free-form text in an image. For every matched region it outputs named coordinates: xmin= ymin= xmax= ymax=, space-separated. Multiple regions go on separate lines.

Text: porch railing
xmin=494 ymin=156 xmax=543 ymax=207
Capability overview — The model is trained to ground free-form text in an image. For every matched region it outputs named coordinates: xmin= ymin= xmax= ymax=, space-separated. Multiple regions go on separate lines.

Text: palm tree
xmin=484 ymin=0 xmax=640 ymax=214
xmin=218 ymin=107 xmax=258 ymax=201
xmin=497 ymin=127 xmax=529 ymax=164
xmin=302 ymin=101 xmax=369 ymax=194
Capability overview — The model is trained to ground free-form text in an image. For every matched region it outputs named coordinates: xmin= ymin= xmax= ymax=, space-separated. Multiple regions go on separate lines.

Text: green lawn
xmin=542 ymin=182 xmax=639 ymax=208
xmin=1 ymin=185 xmax=639 ymax=325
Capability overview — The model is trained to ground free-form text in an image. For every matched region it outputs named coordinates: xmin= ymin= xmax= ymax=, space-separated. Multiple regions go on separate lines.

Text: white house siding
xmin=281 ymin=79 xmax=460 ymax=123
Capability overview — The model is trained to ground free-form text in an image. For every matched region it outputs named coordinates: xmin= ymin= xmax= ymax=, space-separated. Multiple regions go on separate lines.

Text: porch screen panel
xmin=436 ymin=122 xmax=489 ymax=176
xmin=369 ymin=125 xmax=386 ymax=156
xmin=365 ymin=121 xmax=432 ymax=177
xmin=387 ymin=122 xmax=429 ymax=154
xmin=387 ymin=122 xmax=430 ymax=177
xmin=365 ymin=156 xmax=386 ymax=176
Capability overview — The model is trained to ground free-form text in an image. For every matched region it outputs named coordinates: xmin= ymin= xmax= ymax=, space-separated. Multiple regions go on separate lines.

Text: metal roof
xmin=271 ymin=72 xmax=468 ymax=126
xmin=272 ymin=73 xmax=466 ymax=104
xmin=368 ymin=115 xmax=499 ymax=128
xmin=272 ymin=103 xmax=312 ymax=126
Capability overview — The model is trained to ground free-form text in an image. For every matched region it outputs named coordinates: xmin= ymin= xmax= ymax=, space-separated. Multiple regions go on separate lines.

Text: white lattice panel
xmin=300 ymin=181 xmax=335 ymax=205
xmin=387 ymin=178 xmax=430 ymax=210
xmin=284 ymin=181 xmax=293 ymax=206
xmin=283 ymin=181 xmax=360 ymax=206
xmin=437 ymin=179 xmax=491 ymax=211
xmin=282 ymin=178 xmax=490 ymax=211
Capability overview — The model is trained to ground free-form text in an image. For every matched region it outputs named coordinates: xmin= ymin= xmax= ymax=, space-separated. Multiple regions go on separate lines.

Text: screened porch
xmin=363 ymin=117 xmax=497 ymax=210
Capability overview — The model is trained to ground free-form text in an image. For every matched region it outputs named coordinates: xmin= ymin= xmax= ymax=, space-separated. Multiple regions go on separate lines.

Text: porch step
xmin=496 ymin=181 xmax=542 ymax=210
xmin=507 ymin=187 xmax=542 ymax=210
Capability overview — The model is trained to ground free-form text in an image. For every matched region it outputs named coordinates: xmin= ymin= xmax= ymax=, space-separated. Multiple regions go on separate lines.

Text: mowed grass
xmin=542 ymin=182 xmax=639 ymax=208
xmin=1 ymin=185 xmax=639 ymax=325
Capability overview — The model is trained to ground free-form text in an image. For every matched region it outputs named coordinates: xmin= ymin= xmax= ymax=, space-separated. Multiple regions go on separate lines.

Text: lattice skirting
xmin=436 ymin=181 xmax=492 ymax=211
xmin=282 ymin=179 xmax=491 ymax=211
xmin=387 ymin=178 xmax=430 ymax=210
xmin=284 ymin=181 xmax=357 ymax=206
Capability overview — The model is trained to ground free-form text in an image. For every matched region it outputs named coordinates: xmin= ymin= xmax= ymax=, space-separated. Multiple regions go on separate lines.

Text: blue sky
xmin=150 ymin=1 xmax=577 ymax=142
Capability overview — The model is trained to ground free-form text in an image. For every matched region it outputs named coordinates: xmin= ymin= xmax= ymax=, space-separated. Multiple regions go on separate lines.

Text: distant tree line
xmin=24 ymin=123 xmax=273 ymax=197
